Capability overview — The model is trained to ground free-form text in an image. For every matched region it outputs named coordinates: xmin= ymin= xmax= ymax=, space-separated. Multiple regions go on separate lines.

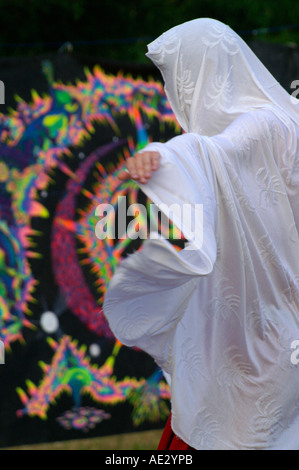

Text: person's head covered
xmin=146 ymin=18 xmax=299 ymax=136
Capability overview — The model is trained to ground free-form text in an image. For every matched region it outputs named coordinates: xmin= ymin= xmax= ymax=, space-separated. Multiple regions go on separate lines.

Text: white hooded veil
xmin=146 ymin=18 xmax=299 ymax=135
xmin=104 ymin=19 xmax=299 ymax=449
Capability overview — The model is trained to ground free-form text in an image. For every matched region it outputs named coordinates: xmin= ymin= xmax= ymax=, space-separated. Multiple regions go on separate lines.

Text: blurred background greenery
xmin=0 ymin=0 xmax=298 ymax=62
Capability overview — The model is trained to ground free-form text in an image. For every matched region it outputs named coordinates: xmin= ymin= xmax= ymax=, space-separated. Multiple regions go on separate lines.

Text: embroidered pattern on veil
xmin=177 ymin=55 xmax=195 ymax=112
xmin=203 ymin=65 xmax=234 ymax=111
xmin=202 ymin=22 xmax=239 ymax=55
xmin=147 ymin=29 xmax=181 ymax=66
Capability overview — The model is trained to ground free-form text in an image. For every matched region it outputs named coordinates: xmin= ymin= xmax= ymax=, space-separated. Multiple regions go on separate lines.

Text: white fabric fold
xmin=104 ymin=133 xmax=217 ymax=362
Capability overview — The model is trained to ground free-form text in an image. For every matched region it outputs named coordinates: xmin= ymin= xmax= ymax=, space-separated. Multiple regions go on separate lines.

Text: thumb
xmin=118 ymin=169 xmax=131 ymax=180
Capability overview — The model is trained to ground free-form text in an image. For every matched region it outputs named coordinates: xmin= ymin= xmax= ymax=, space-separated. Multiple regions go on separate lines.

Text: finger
xmin=121 ymin=151 xmax=161 ymax=183
xmin=150 ymin=152 xmax=161 ymax=170
xmin=118 ymin=170 xmax=130 ymax=180
xmin=134 ymin=153 xmax=148 ymax=182
xmin=141 ymin=152 xmax=153 ymax=178
xmin=126 ymin=157 xmax=138 ymax=179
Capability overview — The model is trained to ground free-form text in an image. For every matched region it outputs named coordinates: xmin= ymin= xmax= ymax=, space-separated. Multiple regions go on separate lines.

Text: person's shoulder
xmin=232 ymin=108 xmax=280 ymax=127
xmin=222 ymin=108 xmax=287 ymax=140
xmin=165 ymin=132 xmax=200 ymax=150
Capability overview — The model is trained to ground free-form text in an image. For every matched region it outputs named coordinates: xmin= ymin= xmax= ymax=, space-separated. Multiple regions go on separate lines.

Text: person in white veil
xmin=103 ymin=18 xmax=299 ymax=450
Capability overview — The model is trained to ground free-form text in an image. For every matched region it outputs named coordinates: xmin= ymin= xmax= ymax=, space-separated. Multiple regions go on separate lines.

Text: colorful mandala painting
xmin=0 ymin=59 xmax=181 ymax=447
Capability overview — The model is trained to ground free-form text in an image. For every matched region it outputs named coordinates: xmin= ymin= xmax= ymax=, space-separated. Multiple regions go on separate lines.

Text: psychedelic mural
xmin=0 ymin=61 xmax=181 ymax=447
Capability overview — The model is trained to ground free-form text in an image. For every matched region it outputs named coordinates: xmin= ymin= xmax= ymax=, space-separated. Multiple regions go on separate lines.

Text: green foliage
xmin=0 ymin=0 xmax=298 ymax=62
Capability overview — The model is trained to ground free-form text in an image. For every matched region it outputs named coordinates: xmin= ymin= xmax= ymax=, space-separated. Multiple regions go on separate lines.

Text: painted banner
xmin=0 ymin=56 xmax=181 ymax=447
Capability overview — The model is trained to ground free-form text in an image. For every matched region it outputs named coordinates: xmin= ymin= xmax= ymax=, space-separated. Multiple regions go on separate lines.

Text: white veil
xmin=146 ymin=18 xmax=299 ymax=136
xmin=104 ymin=18 xmax=299 ymax=449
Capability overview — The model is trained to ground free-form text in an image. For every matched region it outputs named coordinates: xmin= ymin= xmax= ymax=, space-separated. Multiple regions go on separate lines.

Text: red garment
xmin=158 ymin=414 xmax=194 ymax=450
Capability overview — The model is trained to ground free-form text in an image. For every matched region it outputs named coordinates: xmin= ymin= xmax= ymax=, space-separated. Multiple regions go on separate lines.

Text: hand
xmin=118 ymin=151 xmax=161 ymax=184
